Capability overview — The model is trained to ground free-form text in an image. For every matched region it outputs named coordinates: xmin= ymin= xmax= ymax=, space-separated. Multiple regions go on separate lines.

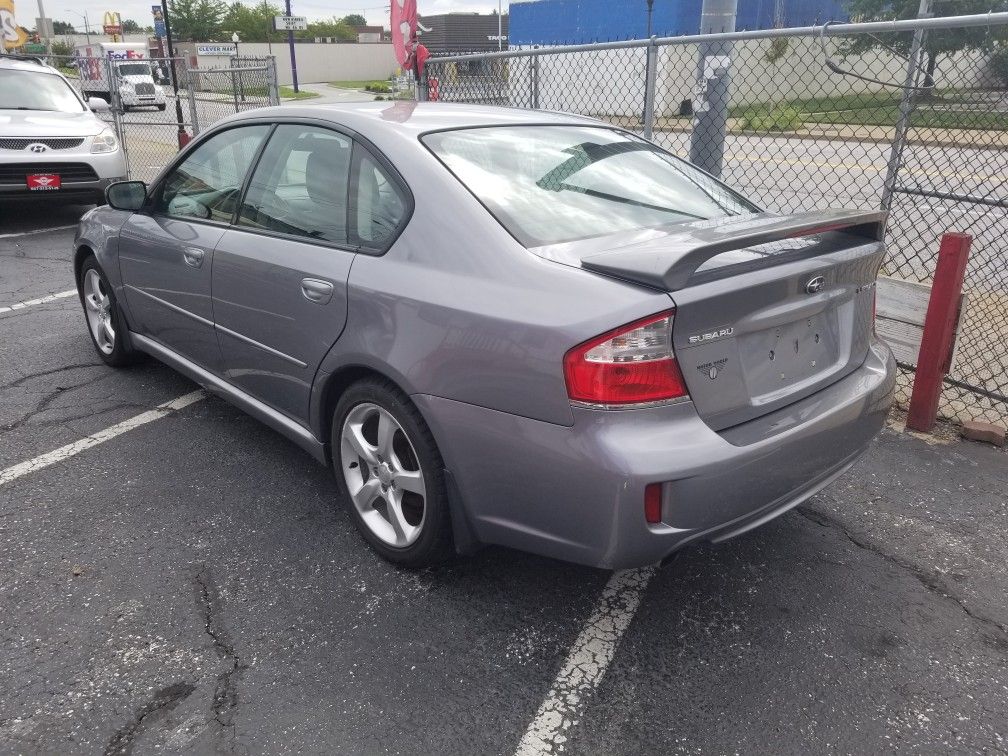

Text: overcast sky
xmin=30 ymin=0 xmax=506 ymax=34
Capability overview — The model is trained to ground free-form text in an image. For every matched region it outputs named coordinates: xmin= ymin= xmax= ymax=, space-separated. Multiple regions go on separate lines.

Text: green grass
xmin=329 ymin=79 xmax=390 ymax=90
xmin=730 ymin=91 xmax=1008 ymax=131
xmin=279 ymin=85 xmax=318 ymax=100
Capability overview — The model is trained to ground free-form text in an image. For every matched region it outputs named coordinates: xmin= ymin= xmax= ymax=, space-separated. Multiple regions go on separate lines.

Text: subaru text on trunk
xmin=73 ymin=103 xmax=896 ymax=568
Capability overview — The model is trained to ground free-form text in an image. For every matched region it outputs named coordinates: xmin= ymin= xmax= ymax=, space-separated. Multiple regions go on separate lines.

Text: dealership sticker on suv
xmin=27 ymin=174 xmax=61 ymax=191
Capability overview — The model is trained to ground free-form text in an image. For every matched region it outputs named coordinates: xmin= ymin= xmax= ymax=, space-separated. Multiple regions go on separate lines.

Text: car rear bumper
xmin=415 ymin=337 xmax=896 ymax=569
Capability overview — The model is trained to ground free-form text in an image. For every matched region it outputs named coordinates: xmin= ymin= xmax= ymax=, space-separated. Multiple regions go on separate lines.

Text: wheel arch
xmin=73 ymin=244 xmax=95 ymax=292
xmin=316 ymin=362 xmax=481 ymax=556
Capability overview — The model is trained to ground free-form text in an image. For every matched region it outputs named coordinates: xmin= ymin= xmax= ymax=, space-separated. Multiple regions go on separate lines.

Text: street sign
xmin=24 ymin=41 xmax=46 ymax=53
xmin=273 ymin=15 xmax=307 ymax=31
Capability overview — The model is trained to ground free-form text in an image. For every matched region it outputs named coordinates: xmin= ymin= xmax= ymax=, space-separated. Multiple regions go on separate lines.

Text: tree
xmin=844 ymin=0 xmax=1008 ymax=87
xmin=223 ymin=1 xmax=282 ymax=42
xmin=167 ymin=0 xmax=228 ymax=40
xmin=52 ymin=19 xmax=76 ymax=34
xmin=294 ymin=17 xmax=356 ymax=41
xmin=341 ymin=13 xmax=366 ymax=27
xmin=121 ymin=19 xmax=143 ymax=33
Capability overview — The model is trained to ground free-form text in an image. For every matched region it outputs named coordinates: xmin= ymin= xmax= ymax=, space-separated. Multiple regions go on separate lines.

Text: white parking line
xmin=0 ymin=391 xmax=206 ymax=488
xmin=0 ymin=225 xmax=78 ymax=239
xmin=515 ymin=565 xmax=657 ymax=756
xmin=0 ymin=289 xmax=77 ymax=315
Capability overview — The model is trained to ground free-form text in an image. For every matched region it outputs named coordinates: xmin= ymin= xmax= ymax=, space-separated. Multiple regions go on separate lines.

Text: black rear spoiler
xmin=579 ymin=210 xmax=886 ymax=291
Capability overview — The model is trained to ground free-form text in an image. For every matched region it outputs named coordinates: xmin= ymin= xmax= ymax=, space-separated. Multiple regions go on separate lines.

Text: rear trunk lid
xmin=573 ymin=210 xmax=886 ymax=431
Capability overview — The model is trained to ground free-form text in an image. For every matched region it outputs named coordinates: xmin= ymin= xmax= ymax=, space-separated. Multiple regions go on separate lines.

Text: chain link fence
xmin=50 ymin=53 xmax=279 ymax=183
xmin=425 ymin=13 xmax=1008 ymax=427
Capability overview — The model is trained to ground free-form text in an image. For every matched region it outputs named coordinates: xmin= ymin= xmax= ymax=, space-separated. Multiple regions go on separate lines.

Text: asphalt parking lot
xmin=1 ymin=206 xmax=1006 ymax=755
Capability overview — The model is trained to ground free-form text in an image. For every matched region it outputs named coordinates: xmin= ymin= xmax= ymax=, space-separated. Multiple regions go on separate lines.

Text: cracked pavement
xmin=1 ymin=213 xmax=1006 ymax=755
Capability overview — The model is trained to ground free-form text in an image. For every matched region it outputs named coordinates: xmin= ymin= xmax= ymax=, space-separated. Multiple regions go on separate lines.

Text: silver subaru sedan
xmin=74 ymin=102 xmax=896 ymax=569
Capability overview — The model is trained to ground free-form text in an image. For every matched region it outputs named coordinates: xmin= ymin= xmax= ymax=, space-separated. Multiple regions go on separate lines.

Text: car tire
xmin=331 ymin=378 xmax=453 ymax=568
xmin=79 ymin=255 xmax=142 ymax=368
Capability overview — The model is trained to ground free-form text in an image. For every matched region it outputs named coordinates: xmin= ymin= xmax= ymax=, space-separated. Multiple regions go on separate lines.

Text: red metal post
xmin=906 ymin=232 xmax=972 ymax=432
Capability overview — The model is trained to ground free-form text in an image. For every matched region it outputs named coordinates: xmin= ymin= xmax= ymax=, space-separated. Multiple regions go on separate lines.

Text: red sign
xmin=27 ymin=174 xmax=61 ymax=191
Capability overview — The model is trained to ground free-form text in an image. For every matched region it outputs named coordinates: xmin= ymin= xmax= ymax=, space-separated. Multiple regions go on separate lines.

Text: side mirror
xmin=106 ymin=181 xmax=147 ymax=211
xmin=88 ymin=97 xmax=110 ymax=111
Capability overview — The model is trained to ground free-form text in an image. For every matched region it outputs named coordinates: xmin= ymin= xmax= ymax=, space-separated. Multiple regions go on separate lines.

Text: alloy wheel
xmin=339 ymin=402 xmax=427 ymax=548
xmin=83 ymin=268 xmax=115 ymax=355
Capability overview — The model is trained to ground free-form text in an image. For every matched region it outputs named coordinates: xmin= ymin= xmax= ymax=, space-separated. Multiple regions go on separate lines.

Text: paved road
xmin=1 ymin=218 xmax=1006 ymax=755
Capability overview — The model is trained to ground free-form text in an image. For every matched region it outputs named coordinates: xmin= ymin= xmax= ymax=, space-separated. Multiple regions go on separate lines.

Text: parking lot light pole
xmin=66 ymin=8 xmax=91 ymax=43
xmin=232 ymin=31 xmax=245 ymax=104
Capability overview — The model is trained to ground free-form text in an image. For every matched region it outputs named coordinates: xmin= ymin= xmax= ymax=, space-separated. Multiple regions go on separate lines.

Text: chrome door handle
xmin=183 ymin=247 xmax=205 ymax=268
xmin=301 ymin=277 xmax=334 ymax=304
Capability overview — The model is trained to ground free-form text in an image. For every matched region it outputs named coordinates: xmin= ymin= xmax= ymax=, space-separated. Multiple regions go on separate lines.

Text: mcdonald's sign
xmin=0 ymin=0 xmax=30 ymax=50
xmin=102 ymin=10 xmax=122 ymax=36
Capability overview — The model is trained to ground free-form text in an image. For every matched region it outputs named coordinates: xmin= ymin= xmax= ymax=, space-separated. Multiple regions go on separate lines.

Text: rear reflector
xmin=564 ymin=310 xmax=688 ymax=407
xmin=644 ymin=483 xmax=663 ymax=524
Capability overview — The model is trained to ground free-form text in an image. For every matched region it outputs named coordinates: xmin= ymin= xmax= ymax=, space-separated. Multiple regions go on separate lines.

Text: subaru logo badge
xmin=27 ymin=143 xmax=48 ymax=153
xmin=805 ymin=275 xmax=825 ymax=294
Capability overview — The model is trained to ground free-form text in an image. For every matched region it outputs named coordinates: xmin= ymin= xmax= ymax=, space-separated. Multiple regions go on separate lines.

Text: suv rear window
xmin=0 ymin=69 xmax=85 ymax=113
xmin=422 ymin=125 xmax=757 ymax=247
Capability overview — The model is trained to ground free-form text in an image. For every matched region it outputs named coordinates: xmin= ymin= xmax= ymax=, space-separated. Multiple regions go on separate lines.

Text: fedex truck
xmin=74 ymin=42 xmax=167 ymax=111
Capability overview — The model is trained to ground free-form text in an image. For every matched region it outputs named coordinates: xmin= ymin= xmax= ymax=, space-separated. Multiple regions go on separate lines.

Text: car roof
xmin=226 ymin=101 xmax=601 ymax=138
xmin=0 ymin=55 xmax=61 ymax=74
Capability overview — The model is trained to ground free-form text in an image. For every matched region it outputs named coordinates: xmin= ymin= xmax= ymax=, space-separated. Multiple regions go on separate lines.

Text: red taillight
xmin=563 ymin=310 xmax=688 ymax=406
xmin=644 ymin=483 xmax=663 ymax=524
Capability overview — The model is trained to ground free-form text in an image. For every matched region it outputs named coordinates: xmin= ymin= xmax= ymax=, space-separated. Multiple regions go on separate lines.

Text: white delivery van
xmin=74 ymin=42 xmax=167 ymax=110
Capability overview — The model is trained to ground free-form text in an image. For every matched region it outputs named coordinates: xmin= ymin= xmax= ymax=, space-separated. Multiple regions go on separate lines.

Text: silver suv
xmin=0 ymin=55 xmax=126 ymax=204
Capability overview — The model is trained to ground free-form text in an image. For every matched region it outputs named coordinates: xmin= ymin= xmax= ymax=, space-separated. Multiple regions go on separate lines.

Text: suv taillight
xmin=564 ymin=310 xmax=688 ymax=407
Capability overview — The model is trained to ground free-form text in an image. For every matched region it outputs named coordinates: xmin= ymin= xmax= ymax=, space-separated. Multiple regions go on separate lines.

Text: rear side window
xmin=238 ymin=125 xmax=352 ymax=245
xmin=155 ymin=125 xmax=269 ymax=221
xmin=422 ymin=125 xmax=758 ymax=247
xmin=350 ymin=150 xmax=407 ymax=249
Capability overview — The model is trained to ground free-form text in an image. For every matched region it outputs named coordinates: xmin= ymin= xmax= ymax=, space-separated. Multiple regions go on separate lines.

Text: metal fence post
xmin=531 ymin=54 xmax=540 ymax=109
xmin=267 ymin=57 xmax=280 ymax=105
xmin=880 ymin=0 xmax=933 ymax=220
xmin=183 ymin=59 xmax=200 ymax=136
xmin=689 ymin=0 xmax=738 ymax=176
xmin=105 ymin=57 xmax=130 ymax=178
xmin=643 ymin=36 xmax=658 ymax=139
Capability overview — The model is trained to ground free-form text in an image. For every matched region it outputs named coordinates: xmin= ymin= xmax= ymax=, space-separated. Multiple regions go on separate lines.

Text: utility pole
xmin=286 ymin=0 xmax=298 ymax=92
xmin=498 ymin=0 xmax=502 ymax=51
xmin=688 ymin=0 xmax=737 ymax=177
xmin=160 ymin=0 xmax=189 ymax=148
xmin=36 ymin=0 xmax=52 ymax=55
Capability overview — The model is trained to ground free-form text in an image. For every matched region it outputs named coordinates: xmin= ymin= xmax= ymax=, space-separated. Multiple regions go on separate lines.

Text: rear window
xmin=421 ymin=125 xmax=757 ymax=247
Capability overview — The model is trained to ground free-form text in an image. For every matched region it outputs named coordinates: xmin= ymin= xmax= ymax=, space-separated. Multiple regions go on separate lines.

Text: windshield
xmin=117 ymin=63 xmax=151 ymax=76
xmin=422 ymin=125 xmax=758 ymax=247
xmin=0 ymin=69 xmax=85 ymax=112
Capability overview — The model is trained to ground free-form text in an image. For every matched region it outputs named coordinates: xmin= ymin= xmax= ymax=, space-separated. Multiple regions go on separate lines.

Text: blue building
xmin=508 ymin=0 xmax=849 ymax=46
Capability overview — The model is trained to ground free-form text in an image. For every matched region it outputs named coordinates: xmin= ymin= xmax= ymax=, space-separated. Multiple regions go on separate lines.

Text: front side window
xmin=154 ymin=125 xmax=269 ymax=221
xmin=0 ymin=69 xmax=84 ymax=113
xmin=238 ymin=125 xmax=352 ymax=244
xmin=422 ymin=125 xmax=758 ymax=247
